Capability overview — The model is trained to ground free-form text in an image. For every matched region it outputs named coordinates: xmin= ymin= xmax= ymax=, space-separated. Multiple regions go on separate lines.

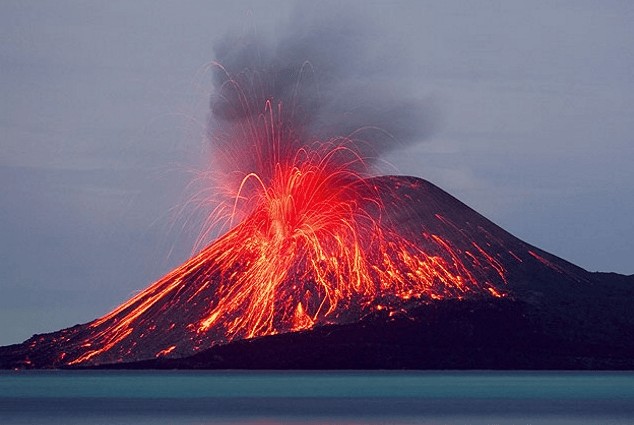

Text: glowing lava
xmin=63 ymin=122 xmax=509 ymax=365
xmin=192 ymin=141 xmax=507 ymax=343
xmin=37 ymin=65 xmax=527 ymax=367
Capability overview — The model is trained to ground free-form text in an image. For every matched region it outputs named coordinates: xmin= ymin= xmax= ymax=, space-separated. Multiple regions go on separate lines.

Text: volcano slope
xmin=1 ymin=176 xmax=632 ymax=369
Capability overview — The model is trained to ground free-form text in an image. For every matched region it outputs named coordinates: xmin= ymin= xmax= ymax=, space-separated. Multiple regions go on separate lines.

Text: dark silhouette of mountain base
xmin=1 ymin=176 xmax=633 ymax=369
xmin=91 ymin=274 xmax=634 ymax=370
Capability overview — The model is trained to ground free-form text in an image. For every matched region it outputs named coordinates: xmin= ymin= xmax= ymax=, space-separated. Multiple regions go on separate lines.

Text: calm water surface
xmin=1 ymin=370 xmax=632 ymax=424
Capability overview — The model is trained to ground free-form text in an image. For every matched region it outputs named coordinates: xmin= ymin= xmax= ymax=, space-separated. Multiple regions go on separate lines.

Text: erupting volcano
xmin=4 ymin=85 xmax=517 ymax=367
xmin=2 ymin=27 xmax=632 ymax=370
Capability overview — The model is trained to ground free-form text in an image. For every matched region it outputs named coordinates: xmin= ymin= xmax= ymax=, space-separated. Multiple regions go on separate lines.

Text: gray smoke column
xmin=207 ymin=5 xmax=433 ymax=170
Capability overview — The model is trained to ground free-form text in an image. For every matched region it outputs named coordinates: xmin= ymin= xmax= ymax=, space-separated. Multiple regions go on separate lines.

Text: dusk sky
xmin=1 ymin=1 xmax=633 ymax=345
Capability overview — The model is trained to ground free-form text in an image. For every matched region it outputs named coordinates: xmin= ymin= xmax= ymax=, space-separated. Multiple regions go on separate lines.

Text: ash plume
xmin=207 ymin=5 xmax=434 ymax=171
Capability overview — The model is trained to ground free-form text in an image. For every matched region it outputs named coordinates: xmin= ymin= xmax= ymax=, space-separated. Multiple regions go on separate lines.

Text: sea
xmin=1 ymin=370 xmax=632 ymax=424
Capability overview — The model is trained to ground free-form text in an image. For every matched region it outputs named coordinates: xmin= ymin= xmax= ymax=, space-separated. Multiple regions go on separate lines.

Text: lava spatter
xmin=59 ymin=100 xmax=512 ymax=366
xmin=24 ymin=64 xmax=523 ymax=367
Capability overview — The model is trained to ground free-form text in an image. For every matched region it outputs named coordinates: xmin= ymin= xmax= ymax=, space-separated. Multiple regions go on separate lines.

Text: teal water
xmin=1 ymin=371 xmax=633 ymax=424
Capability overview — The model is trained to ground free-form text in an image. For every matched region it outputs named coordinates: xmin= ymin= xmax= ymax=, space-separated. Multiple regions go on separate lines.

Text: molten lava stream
xmin=61 ymin=68 xmax=511 ymax=366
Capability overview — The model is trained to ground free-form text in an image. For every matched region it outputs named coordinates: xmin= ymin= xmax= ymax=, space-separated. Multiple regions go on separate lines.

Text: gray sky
xmin=1 ymin=0 xmax=633 ymax=345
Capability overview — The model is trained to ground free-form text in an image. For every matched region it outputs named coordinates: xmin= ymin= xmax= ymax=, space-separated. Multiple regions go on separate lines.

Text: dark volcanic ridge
xmin=1 ymin=176 xmax=633 ymax=369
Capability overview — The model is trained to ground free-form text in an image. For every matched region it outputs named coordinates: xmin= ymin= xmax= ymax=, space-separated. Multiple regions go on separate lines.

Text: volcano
xmin=1 ymin=175 xmax=632 ymax=369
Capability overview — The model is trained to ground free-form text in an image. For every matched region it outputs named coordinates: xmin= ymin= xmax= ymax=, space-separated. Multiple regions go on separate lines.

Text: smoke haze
xmin=208 ymin=5 xmax=434 ymax=171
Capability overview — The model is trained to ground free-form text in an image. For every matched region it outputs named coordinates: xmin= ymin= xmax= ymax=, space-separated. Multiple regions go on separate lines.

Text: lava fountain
xmin=191 ymin=71 xmax=507 ymax=342
xmin=52 ymin=62 xmax=510 ymax=367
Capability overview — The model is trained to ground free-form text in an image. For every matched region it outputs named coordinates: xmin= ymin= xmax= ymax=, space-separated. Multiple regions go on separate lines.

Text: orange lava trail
xmin=59 ymin=65 xmax=514 ymax=366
